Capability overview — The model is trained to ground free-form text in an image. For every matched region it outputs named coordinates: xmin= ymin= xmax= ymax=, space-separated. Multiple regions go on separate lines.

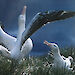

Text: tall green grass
xmin=0 ymin=48 xmax=75 ymax=75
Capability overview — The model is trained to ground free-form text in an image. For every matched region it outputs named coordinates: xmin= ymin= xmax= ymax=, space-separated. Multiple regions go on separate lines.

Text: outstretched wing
xmin=0 ymin=23 xmax=17 ymax=50
xmin=0 ymin=6 xmax=27 ymax=51
xmin=0 ymin=45 xmax=11 ymax=58
xmin=20 ymin=10 xmax=75 ymax=49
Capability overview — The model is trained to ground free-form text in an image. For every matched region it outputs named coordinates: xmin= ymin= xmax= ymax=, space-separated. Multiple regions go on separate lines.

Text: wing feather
xmin=19 ymin=10 xmax=75 ymax=49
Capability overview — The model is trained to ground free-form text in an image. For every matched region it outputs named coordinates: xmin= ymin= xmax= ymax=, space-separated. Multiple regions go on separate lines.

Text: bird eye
xmin=54 ymin=45 xmax=56 ymax=47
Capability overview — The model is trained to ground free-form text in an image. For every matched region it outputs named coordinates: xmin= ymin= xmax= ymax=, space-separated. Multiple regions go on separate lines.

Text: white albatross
xmin=44 ymin=40 xmax=73 ymax=70
xmin=0 ymin=6 xmax=33 ymax=60
xmin=0 ymin=6 xmax=75 ymax=60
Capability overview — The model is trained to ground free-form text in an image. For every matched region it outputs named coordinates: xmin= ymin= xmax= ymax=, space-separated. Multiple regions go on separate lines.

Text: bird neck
xmin=18 ymin=13 xmax=26 ymax=38
xmin=53 ymin=49 xmax=61 ymax=58
xmin=16 ymin=18 xmax=26 ymax=51
xmin=17 ymin=14 xmax=26 ymax=40
xmin=17 ymin=24 xmax=25 ymax=50
xmin=53 ymin=52 xmax=60 ymax=57
xmin=18 ymin=24 xmax=25 ymax=38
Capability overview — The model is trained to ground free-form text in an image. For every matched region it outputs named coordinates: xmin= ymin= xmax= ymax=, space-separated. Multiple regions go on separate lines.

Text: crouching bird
xmin=44 ymin=40 xmax=73 ymax=70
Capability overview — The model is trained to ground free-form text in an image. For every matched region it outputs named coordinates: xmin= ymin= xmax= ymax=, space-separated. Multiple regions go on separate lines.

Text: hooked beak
xmin=44 ymin=40 xmax=53 ymax=56
xmin=44 ymin=40 xmax=52 ymax=46
xmin=22 ymin=6 xmax=27 ymax=15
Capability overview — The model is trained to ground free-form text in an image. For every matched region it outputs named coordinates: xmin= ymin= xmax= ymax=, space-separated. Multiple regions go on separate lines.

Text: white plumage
xmin=0 ymin=6 xmax=75 ymax=60
xmin=44 ymin=40 xmax=73 ymax=70
xmin=0 ymin=6 xmax=33 ymax=60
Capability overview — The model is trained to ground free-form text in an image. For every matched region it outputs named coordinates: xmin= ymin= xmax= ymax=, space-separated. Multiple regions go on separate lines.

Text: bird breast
xmin=21 ymin=38 xmax=33 ymax=56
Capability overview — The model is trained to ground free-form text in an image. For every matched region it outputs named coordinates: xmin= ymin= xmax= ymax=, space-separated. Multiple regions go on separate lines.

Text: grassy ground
xmin=0 ymin=48 xmax=75 ymax=75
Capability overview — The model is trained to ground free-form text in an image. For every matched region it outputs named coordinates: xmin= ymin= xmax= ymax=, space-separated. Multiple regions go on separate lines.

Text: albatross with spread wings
xmin=0 ymin=6 xmax=75 ymax=60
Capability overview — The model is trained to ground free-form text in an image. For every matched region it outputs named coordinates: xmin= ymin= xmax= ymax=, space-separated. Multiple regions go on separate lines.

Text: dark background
xmin=0 ymin=0 xmax=75 ymax=55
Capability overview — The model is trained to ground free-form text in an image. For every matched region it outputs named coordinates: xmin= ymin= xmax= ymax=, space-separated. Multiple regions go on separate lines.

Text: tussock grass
xmin=0 ymin=48 xmax=75 ymax=75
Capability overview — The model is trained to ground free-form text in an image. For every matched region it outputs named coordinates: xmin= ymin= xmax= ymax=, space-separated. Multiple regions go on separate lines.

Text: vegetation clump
xmin=0 ymin=48 xmax=75 ymax=75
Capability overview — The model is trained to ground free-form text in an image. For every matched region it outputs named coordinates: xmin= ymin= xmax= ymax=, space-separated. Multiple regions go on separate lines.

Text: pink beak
xmin=44 ymin=40 xmax=52 ymax=46
xmin=22 ymin=6 xmax=27 ymax=15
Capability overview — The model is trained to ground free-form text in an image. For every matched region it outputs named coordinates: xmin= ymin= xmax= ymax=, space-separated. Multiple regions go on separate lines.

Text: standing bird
xmin=10 ymin=6 xmax=33 ymax=59
xmin=0 ymin=6 xmax=75 ymax=60
xmin=44 ymin=40 xmax=73 ymax=70
xmin=0 ymin=6 xmax=33 ymax=60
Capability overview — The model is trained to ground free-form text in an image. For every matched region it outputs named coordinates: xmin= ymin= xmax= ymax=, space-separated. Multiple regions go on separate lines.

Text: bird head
xmin=44 ymin=40 xmax=60 ymax=54
xmin=18 ymin=6 xmax=26 ymax=24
